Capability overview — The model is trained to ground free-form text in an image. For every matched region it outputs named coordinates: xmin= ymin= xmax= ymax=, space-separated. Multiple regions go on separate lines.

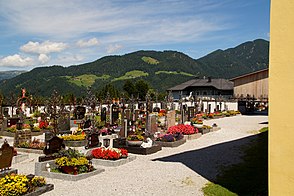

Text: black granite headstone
xmin=0 ymin=139 xmax=14 ymax=171
xmin=43 ymin=136 xmax=65 ymax=155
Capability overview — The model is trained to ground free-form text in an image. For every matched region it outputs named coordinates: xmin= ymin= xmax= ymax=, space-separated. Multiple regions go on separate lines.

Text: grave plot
xmin=35 ymin=148 xmax=105 ymax=181
xmin=155 ymin=133 xmax=186 ymax=148
xmin=15 ymin=137 xmax=46 ymax=154
xmin=87 ymin=147 xmax=136 ymax=167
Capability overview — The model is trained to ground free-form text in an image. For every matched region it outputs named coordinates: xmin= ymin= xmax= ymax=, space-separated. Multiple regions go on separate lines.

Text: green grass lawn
xmin=155 ymin=70 xmax=194 ymax=77
xmin=64 ymin=74 xmax=110 ymax=87
xmin=112 ymin=70 xmax=148 ymax=82
xmin=141 ymin=56 xmax=159 ymax=64
xmin=202 ymin=127 xmax=268 ymax=196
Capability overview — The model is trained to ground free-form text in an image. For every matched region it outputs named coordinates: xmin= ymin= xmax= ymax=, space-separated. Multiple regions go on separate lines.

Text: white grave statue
xmin=140 ymin=138 xmax=153 ymax=148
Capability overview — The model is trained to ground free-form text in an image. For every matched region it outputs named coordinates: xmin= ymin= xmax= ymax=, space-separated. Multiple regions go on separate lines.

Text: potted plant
xmin=127 ymin=134 xmax=144 ymax=146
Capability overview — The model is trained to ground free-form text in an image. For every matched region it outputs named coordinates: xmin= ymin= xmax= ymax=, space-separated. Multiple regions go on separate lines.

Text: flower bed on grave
xmin=89 ymin=147 xmax=135 ymax=167
xmin=0 ymin=173 xmax=53 ymax=196
xmin=53 ymin=148 xmax=93 ymax=175
xmin=155 ymin=133 xmax=186 ymax=147
xmin=15 ymin=138 xmax=45 ymax=154
xmin=167 ymin=124 xmax=201 ymax=140
xmin=58 ymin=134 xmax=86 ymax=147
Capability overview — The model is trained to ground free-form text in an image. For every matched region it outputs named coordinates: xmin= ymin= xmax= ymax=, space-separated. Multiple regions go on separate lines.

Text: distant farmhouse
xmin=167 ymin=77 xmax=234 ymax=100
xmin=230 ymin=68 xmax=268 ymax=101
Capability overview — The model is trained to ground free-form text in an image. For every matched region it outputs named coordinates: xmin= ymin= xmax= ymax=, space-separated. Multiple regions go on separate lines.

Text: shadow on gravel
xmin=153 ymin=133 xmax=268 ymax=195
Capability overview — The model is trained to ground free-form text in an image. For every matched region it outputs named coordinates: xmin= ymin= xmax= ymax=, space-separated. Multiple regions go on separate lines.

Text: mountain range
xmin=0 ymin=39 xmax=269 ymax=97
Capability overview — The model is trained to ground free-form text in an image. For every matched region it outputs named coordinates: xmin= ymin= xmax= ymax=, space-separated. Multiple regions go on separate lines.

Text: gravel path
xmin=3 ymin=115 xmax=268 ymax=196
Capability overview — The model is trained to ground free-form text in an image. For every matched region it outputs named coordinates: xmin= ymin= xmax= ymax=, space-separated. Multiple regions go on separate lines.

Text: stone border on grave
xmin=15 ymin=148 xmax=44 ymax=154
xmin=24 ymin=184 xmax=54 ymax=196
xmin=12 ymin=153 xmax=29 ymax=164
xmin=91 ymin=155 xmax=136 ymax=167
xmin=127 ymin=144 xmax=162 ymax=155
xmin=183 ymin=133 xmax=202 ymax=140
xmin=155 ymin=138 xmax=186 ymax=148
xmin=0 ymin=131 xmax=43 ymax=137
xmin=35 ymin=160 xmax=105 ymax=181
xmin=63 ymin=140 xmax=87 ymax=147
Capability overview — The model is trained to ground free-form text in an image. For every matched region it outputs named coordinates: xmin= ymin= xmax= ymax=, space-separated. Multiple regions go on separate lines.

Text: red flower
xmin=167 ymin=124 xmax=197 ymax=135
xmin=39 ymin=121 xmax=48 ymax=129
xmin=92 ymin=147 xmax=124 ymax=160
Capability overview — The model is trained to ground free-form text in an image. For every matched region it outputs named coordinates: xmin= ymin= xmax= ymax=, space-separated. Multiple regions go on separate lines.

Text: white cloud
xmin=0 ymin=54 xmax=34 ymax=67
xmin=20 ymin=41 xmax=67 ymax=54
xmin=38 ymin=54 xmax=50 ymax=64
xmin=76 ymin=38 xmax=100 ymax=47
xmin=107 ymin=44 xmax=123 ymax=54
xmin=56 ymin=54 xmax=85 ymax=65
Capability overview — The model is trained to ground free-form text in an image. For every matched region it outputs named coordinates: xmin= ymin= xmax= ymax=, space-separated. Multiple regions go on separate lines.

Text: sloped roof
xmin=167 ymin=78 xmax=233 ymax=91
xmin=230 ymin=68 xmax=269 ymax=81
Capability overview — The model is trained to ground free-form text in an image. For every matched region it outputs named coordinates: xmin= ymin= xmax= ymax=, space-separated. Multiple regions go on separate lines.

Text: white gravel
xmin=3 ymin=115 xmax=268 ymax=196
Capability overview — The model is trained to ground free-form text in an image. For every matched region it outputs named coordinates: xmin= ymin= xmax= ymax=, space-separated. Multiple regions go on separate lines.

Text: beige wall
xmin=270 ymin=1 xmax=294 ymax=195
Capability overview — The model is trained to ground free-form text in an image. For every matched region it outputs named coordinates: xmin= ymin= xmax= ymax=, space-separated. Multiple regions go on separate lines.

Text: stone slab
xmin=127 ymin=144 xmax=162 ymax=155
xmin=24 ymin=184 xmax=54 ymax=196
xmin=91 ymin=155 xmax=136 ymax=167
xmin=12 ymin=153 xmax=29 ymax=164
xmin=35 ymin=160 xmax=105 ymax=181
xmin=0 ymin=130 xmax=43 ymax=137
xmin=155 ymin=138 xmax=186 ymax=148
xmin=15 ymin=148 xmax=44 ymax=154
xmin=63 ymin=140 xmax=87 ymax=147
xmin=183 ymin=133 xmax=202 ymax=140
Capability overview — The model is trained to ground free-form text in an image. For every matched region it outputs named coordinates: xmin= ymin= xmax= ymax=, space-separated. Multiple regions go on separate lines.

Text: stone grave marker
xmin=166 ymin=110 xmax=176 ymax=129
xmin=101 ymin=107 xmax=107 ymax=122
xmin=134 ymin=109 xmax=140 ymax=121
xmin=0 ymin=139 xmax=14 ymax=171
xmin=43 ymin=136 xmax=65 ymax=155
xmin=14 ymin=129 xmax=32 ymax=147
xmin=85 ymin=131 xmax=100 ymax=149
xmin=147 ymin=114 xmax=157 ymax=135
xmin=58 ymin=112 xmax=70 ymax=131
xmin=188 ymin=107 xmax=195 ymax=121
xmin=111 ymin=104 xmax=119 ymax=124
xmin=74 ymin=106 xmax=86 ymax=120
xmin=7 ymin=117 xmax=20 ymax=127
xmin=125 ymin=109 xmax=131 ymax=120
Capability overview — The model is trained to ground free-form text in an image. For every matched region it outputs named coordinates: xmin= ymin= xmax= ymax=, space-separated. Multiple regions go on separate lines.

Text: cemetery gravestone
xmin=7 ymin=117 xmax=20 ymax=127
xmin=43 ymin=136 xmax=65 ymax=155
xmin=58 ymin=112 xmax=70 ymax=132
xmin=166 ymin=110 xmax=176 ymax=129
xmin=101 ymin=107 xmax=107 ymax=122
xmin=85 ymin=131 xmax=100 ymax=149
xmin=14 ymin=129 xmax=32 ymax=147
xmin=134 ymin=109 xmax=140 ymax=121
xmin=125 ymin=109 xmax=131 ymax=120
xmin=75 ymin=106 xmax=86 ymax=120
xmin=147 ymin=114 xmax=157 ymax=135
xmin=111 ymin=104 xmax=119 ymax=124
xmin=188 ymin=107 xmax=195 ymax=121
xmin=0 ymin=139 xmax=14 ymax=171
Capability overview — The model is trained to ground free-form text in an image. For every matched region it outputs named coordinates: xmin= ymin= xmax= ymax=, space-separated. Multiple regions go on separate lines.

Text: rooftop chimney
xmin=208 ymin=77 xmax=212 ymax=82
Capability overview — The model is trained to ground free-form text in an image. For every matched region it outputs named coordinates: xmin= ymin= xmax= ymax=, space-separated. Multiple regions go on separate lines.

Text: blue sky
xmin=0 ymin=0 xmax=270 ymax=71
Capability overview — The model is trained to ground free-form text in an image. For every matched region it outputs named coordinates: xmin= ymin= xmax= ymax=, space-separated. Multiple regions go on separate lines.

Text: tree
xmin=134 ymin=80 xmax=149 ymax=100
xmin=123 ymin=80 xmax=136 ymax=97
